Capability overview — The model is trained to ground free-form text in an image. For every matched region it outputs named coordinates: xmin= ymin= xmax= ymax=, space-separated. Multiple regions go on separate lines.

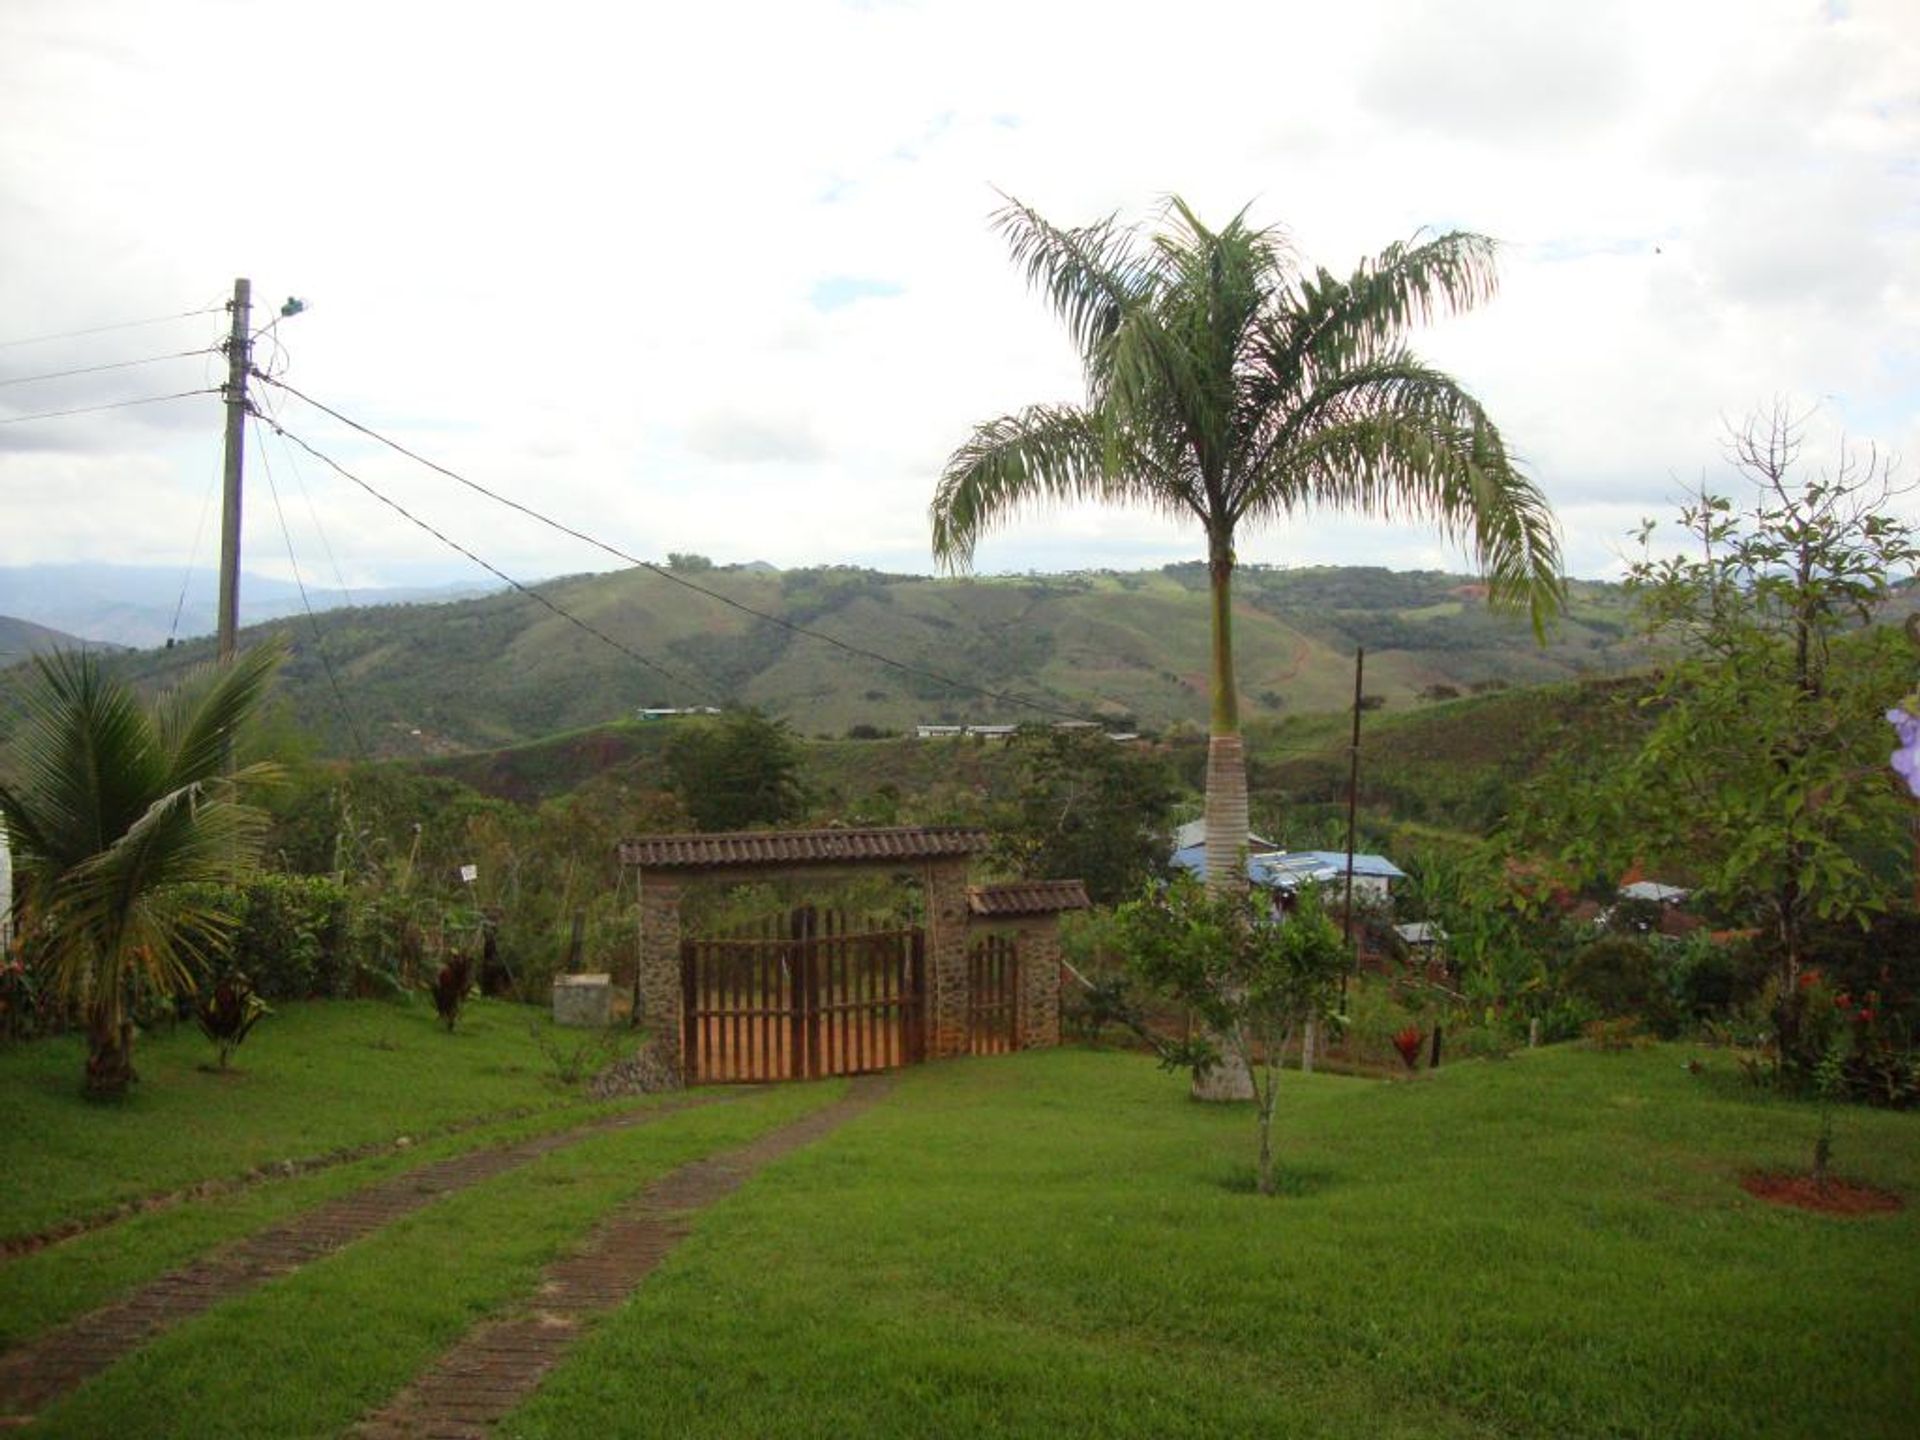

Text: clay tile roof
xmin=967 ymin=879 xmax=1092 ymax=917
xmin=618 ymin=826 xmax=992 ymax=870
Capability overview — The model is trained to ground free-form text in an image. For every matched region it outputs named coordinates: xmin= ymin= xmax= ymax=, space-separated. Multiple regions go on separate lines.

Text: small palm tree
xmin=933 ymin=197 xmax=1562 ymax=1096
xmin=0 ymin=643 xmax=282 ymax=1095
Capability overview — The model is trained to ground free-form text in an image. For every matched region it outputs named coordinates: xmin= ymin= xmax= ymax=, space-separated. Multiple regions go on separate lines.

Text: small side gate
xmin=967 ymin=934 xmax=1021 ymax=1055
xmin=681 ymin=908 xmax=925 ymax=1083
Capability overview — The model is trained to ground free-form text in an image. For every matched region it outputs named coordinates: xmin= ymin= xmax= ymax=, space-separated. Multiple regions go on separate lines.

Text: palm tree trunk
xmin=1201 ymin=529 xmax=1249 ymax=899
xmin=1195 ymin=529 xmax=1256 ymax=1102
xmin=84 ymin=1009 xmax=135 ymax=1098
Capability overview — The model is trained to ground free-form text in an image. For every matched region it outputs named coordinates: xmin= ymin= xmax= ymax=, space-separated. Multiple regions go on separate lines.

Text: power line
xmin=272 ymin=423 xmax=357 ymax=609
xmin=0 ymin=388 xmax=218 ymax=426
xmin=252 ymin=416 xmax=371 ymax=760
xmin=0 ymin=306 xmax=225 ymax=351
xmin=169 ymin=448 xmax=223 ymax=647
xmin=254 ymin=374 xmax=1105 ymax=726
xmin=0 ymin=347 xmax=219 ymax=389
xmin=257 ymin=413 xmax=718 ymax=702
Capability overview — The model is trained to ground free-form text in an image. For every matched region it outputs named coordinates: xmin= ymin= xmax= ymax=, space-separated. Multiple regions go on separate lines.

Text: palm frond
xmin=1256 ymin=232 xmax=1502 ymax=401
xmin=154 ymin=638 xmax=287 ymax=788
xmin=931 ymin=405 xmax=1189 ymax=570
xmin=992 ymin=197 xmax=1153 ymax=372
xmin=1239 ymin=361 xmax=1564 ymax=633
xmin=0 ymin=650 xmax=163 ymax=877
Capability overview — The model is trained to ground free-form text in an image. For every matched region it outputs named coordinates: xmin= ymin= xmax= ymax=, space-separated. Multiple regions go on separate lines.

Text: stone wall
xmin=1009 ymin=919 xmax=1062 ymax=1050
xmin=922 ymin=858 xmax=971 ymax=1058
xmin=634 ymin=875 xmax=684 ymax=1084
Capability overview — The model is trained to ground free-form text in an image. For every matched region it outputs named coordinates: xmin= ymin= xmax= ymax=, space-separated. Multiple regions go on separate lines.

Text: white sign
xmin=458 ymin=864 xmax=478 ymax=884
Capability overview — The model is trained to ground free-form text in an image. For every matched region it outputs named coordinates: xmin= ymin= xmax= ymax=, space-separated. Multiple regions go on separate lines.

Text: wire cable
xmin=251 ymin=415 xmax=371 ymax=759
xmin=0 ymin=307 xmax=226 ymax=351
xmin=254 ymin=373 xmax=1105 ymax=725
xmin=0 ymin=347 xmax=219 ymax=389
xmin=168 ymin=449 xmax=223 ymax=647
xmin=0 ymin=388 xmax=219 ymax=426
xmin=257 ymin=414 xmax=719 ymax=702
xmin=273 ymin=424 xmax=357 ymax=609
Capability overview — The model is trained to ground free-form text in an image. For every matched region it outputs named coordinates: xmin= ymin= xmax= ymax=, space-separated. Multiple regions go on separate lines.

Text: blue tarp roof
xmin=1171 ymin=845 xmax=1404 ymax=888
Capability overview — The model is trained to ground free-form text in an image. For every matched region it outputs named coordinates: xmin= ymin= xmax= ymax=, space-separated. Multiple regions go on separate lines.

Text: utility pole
xmin=217 ymin=277 xmax=251 ymax=663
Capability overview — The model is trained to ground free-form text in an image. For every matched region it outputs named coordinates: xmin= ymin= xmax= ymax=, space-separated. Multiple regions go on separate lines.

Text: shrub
xmin=529 ymin=1019 xmax=630 ymax=1087
xmin=176 ymin=876 xmax=356 ymax=1000
xmin=1563 ymin=935 xmax=1676 ymax=1033
xmin=1583 ymin=1016 xmax=1646 ymax=1051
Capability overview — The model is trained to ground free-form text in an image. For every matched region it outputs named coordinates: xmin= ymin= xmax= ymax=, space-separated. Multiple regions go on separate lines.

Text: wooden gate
xmin=967 ymin=933 xmax=1021 ymax=1055
xmin=681 ymin=908 xmax=925 ymax=1083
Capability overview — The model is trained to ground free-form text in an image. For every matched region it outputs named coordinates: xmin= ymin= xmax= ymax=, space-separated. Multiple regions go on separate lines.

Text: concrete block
xmin=552 ymin=972 xmax=613 ymax=1028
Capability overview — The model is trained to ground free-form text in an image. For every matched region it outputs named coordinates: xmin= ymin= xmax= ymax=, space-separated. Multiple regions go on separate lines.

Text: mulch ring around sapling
xmin=1740 ymin=1171 xmax=1903 ymax=1216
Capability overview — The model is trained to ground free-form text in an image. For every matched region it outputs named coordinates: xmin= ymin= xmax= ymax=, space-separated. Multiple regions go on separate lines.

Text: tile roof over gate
xmin=617 ymin=826 xmax=992 ymax=871
xmin=967 ymin=880 xmax=1092 ymax=917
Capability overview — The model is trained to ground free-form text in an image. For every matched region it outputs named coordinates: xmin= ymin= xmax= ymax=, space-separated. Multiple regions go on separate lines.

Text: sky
xmin=1 ymin=0 xmax=1916 ymax=591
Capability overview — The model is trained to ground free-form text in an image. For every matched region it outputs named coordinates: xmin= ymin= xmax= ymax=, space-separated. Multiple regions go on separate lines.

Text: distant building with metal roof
xmin=1169 ymin=838 xmax=1404 ymax=900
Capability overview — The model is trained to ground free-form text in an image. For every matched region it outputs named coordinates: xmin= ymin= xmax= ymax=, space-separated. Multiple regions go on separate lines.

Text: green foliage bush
xmin=176 ymin=875 xmax=356 ymax=1001
xmin=1564 ymin=935 xmax=1676 ymax=1033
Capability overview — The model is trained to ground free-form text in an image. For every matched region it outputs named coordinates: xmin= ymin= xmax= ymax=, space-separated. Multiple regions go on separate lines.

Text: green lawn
xmin=0 ymin=998 xmax=644 ymax=1242
xmin=3 ymin=1016 xmax=1916 ymax=1438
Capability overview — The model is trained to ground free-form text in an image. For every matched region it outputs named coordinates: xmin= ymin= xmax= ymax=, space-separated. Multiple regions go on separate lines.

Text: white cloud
xmin=0 ymin=0 xmax=1914 ymax=593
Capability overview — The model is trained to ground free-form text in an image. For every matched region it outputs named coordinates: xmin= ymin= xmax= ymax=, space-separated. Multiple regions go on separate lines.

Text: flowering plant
xmin=1889 ymin=701 xmax=1920 ymax=800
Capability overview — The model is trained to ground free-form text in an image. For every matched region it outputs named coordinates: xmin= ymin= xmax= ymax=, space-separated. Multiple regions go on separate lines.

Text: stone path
xmin=0 ymin=1092 xmax=735 ymax=1428
xmin=352 ymin=1075 xmax=892 ymax=1440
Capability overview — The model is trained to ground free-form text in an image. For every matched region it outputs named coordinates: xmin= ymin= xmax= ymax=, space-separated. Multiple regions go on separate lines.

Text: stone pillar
xmin=635 ymin=873 xmax=684 ymax=1083
xmin=1015 ymin=919 xmax=1062 ymax=1050
xmin=922 ymin=858 xmax=971 ymax=1058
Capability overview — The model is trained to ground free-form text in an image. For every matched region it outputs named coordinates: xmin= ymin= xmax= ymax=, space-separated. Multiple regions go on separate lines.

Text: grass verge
xmin=501 ymin=1046 xmax=1918 ymax=1440
xmin=0 ymin=998 xmax=631 ymax=1243
xmin=25 ymin=1081 xmax=844 ymax=1439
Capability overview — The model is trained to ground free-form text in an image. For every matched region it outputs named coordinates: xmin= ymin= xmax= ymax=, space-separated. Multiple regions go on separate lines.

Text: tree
xmin=931 ymin=196 xmax=1562 ymax=1095
xmin=0 ymin=643 xmax=283 ymax=1096
xmin=993 ymin=726 xmax=1176 ymax=905
xmin=1112 ymin=878 xmax=1348 ymax=1195
xmin=1524 ymin=406 xmax=1917 ymax=1050
xmin=663 ymin=708 xmax=804 ymax=831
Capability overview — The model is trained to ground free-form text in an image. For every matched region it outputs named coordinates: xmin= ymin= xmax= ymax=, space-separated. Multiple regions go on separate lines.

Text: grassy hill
xmin=0 ymin=614 xmax=118 ymax=667
xmin=68 ymin=563 xmax=1646 ymax=759
xmin=402 ymin=674 xmax=1644 ymax=867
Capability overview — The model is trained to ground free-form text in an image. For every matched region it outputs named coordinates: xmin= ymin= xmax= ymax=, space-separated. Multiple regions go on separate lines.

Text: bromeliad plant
xmin=1391 ymin=1025 xmax=1424 ymax=1071
xmin=1112 ymin=877 xmax=1349 ymax=1196
xmin=430 ymin=951 xmax=475 ymax=1032
xmin=194 ymin=971 xmax=270 ymax=1070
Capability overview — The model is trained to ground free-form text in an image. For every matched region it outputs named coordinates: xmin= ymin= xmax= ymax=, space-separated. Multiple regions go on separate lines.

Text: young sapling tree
xmin=1114 ymin=878 xmax=1348 ymax=1195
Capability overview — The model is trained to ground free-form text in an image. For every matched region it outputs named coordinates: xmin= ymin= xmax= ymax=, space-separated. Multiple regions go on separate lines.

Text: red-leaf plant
xmin=1392 ymin=1025 xmax=1424 ymax=1071
xmin=431 ymin=952 xmax=475 ymax=1032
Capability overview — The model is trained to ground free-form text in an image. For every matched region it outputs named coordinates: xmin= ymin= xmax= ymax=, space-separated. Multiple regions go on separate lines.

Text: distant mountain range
xmin=70 ymin=561 xmax=1657 ymax=758
xmin=0 ymin=565 xmax=498 ymax=650
xmin=0 ymin=613 xmax=119 ymax=666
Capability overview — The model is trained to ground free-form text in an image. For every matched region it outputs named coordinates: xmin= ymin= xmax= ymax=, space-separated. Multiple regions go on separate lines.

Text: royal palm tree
xmin=932 ymin=198 xmax=1562 ymax=1094
xmin=0 ymin=643 xmax=282 ymax=1095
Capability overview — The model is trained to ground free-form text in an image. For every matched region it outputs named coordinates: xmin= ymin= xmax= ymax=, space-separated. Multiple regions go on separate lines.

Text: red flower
xmin=1799 ymin=969 xmax=1823 ymax=990
xmin=1857 ymin=1009 xmax=1875 ymax=1025
xmin=1835 ymin=992 xmax=1852 ymax=1009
